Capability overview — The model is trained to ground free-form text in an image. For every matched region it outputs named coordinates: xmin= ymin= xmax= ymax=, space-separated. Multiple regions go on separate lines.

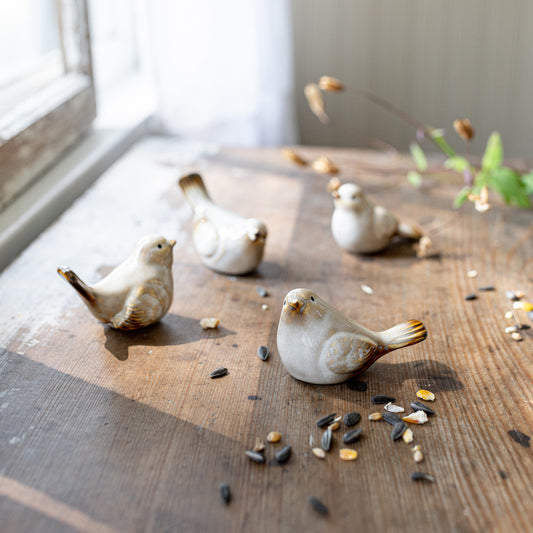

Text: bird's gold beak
xmin=169 ymin=239 xmax=176 ymax=248
xmin=287 ymin=298 xmax=302 ymax=313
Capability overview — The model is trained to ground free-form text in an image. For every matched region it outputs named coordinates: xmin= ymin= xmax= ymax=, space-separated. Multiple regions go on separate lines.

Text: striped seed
xmin=317 ymin=413 xmax=337 ymax=428
xmin=309 ymin=496 xmax=329 ymax=516
xmin=267 ymin=431 xmax=281 ymax=443
xmin=371 ymin=395 xmax=395 ymax=404
xmin=210 ymin=367 xmax=228 ymax=379
xmin=219 ymin=482 xmax=231 ymax=505
xmin=411 ymin=472 xmax=435 ymax=483
xmin=410 ymin=401 xmax=435 ymax=415
xmin=339 ymin=449 xmax=358 ymax=461
xmin=464 ymin=293 xmax=477 ymax=301
xmin=312 ymin=447 xmax=326 ymax=459
xmin=245 ymin=450 xmax=266 ymax=464
xmin=275 ymin=445 xmax=292 ymax=463
xmin=342 ymin=428 xmax=362 ymax=444
xmin=382 ymin=412 xmax=402 ymax=426
xmin=321 ymin=428 xmax=332 ymax=451
xmin=391 ymin=421 xmax=407 ymax=440
xmin=416 ymin=390 xmax=435 ymax=401
xmin=368 ymin=412 xmax=383 ymax=421
xmin=343 ymin=412 xmax=361 ymax=426
xmin=257 ymin=345 xmax=269 ymax=361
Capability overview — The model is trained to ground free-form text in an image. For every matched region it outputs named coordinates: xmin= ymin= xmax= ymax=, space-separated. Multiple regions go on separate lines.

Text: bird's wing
xmin=373 ymin=206 xmax=398 ymax=241
xmin=193 ymin=217 xmax=219 ymax=258
xmin=111 ymin=283 xmax=166 ymax=330
xmin=323 ymin=331 xmax=380 ymax=374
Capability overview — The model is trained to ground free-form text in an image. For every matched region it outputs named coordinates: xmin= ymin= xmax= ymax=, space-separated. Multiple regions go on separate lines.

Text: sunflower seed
xmin=416 ymin=389 xmax=435 ymax=401
xmin=506 ymin=290 xmax=518 ymax=301
xmin=275 ymin=445 xmax=292 ymax=463
xmin=257 ymin=345 xmax=269 ymax=361
xmin=384 ymin=403 xmax=405 ymax=413
xmin=383 ymin=412 xmax=402 ymax=426
xmin=410 ymin=401 xmax=435 ymax=415
xmin=411 ymin=471 xmax=435 ymax=483
xmin=368 ymin=412 xmax=383 ymax=421
xmin=343 ymin=428 xmax=362 ymax=444
xmin=267 ymin=431 xmax=281 ymax=443
xmin=312 ymin=447 xmax=326 ymax=459
xmin=210 ymin=367 xmax=228 ymax=379
xmin=309 ymin=496 xmax=329 ymax=515
xmin=245 ymin=450 xmax=265 ymax=463
xmin=464 ymin=293 xmax=477 ymax=301
xmin=371 ymin=395 xmax=395 ymax=404
xmin=321 ymin=428 xmax=332 ymax=451
xmin=343 ymin=412 xmax=361 ymax=426
xmin=256 ymin=286 xmax=268 ymax=297
xmin=339 ymin=449 xmax=358 ymax=461
xmin=391 ymin=421 xmax=407 ymax=440
xmin=403 ymin=411 xmax=429 ymax=424
xmin=317 ymin=413 xmax=337 ymax=428
xmin=479 ymin=285 xmax=495 ymax=291
xmin=219 ymin=482 xmax=231 ymax=504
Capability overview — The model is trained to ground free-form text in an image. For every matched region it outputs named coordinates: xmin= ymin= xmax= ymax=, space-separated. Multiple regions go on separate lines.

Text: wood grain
xmin=0 ymin=140 xmax=531 ymax=532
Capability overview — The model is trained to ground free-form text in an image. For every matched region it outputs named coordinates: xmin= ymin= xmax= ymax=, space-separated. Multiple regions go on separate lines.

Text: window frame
xmin=0 ymin=0 xmax=96 ymax=210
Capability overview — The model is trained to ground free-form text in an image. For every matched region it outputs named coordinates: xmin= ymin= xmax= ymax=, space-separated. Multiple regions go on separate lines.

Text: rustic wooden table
xmin=0 ymin=138 xmax=531 ymax=533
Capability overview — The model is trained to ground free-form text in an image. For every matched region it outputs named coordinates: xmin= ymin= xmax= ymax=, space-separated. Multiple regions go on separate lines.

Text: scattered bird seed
xmin=312 ymin=447 xmax=326 ymax=459
xmin=253 ymin=439 xmax=266 ymax=453
xmin=411 ymin=472 xmax=435 ymax=483
xmin=256 ymin=286 xmax=268 ymax=298
xmin=505 ymin=311 xmax=514 ymax=319
xmin=371 ymin=395 xmax=395 ymax=405
xmin=513 ymin=301 xmax=524 ymax=310
xmin=505 ymin=326 xmax=518 ymax=334
xmin=403 ymin=411 xmax=429 ymax=424
xmin=245 ymin=450 xmax=265 ymax=464
xmin=210 ymin=367 xmax=228 ymax=379
xmin=410 ymin=401 xmax=435 ymax=415
xmin=368 ymin=412 xmax=383 ymax=421
xmin=281 ymin=147 xmax=307 ymax=166
xmin=519 ymin=323 xmax=531 ymax=330
xmin=219 ymin=482 xmax=231 ymax=505
xmin=343 ymin=428 xmax=362 ymax=444
xmin=339 ymin=449 xmax=358 ymax=461
xmin=479 ymin=285 xmax=495 ymax=291
xmin=328 ymin=421 xmax=340 ymax=431
xmin=321 ymin=428 xmax=332 ymax=451
xmin=346 ymin=379 xmax=368 ymax=391
xmin=275 ymin=445 xmax=292 ymax=463
xmin=317 ymin=413 xmax=337 ymax=428
xmin=384 ymin=403 xmax=405 ymax=413
xmin=361 ymin=284 xmax=374 ymax=295
xmin=515 ymin=290 xmax=525 ymax=299
xmin=343 ymin=412 xmax=361 ymax=426
xmin=523 ymin=302 xmax=533 ymax=312
xmin=508 ymin=429 xmax=531 ymax=448
xmin=506 ymin=290 xmax=519 ymax=301
xmin=528 ymin=311 xmax=533 ymax=321
xmin=261 ymin=304 xmax=270 ymax=311
xmin=309 ymin=496 xmax=329 ymax=516
xmin=416 ymin=389 xmax=435 ymax=401
xmin=257 ymin=345 xmax=269 ymax=361
xmin=402 ymin=428 xmax=414 ymax=443
xmin=267 ymin=431 xmax=281 ymax=443
xmin=391 ymin=421 xmax=408 ymax=440
xmin=326 ymin=176 xmax=342 ymax=193
xmin=412 ymin=444 xmax=422 ymax=452
xmin=311 ymin=156 xmax=338 ymax=175
xmin=413 ymin=450 xmax=424 ymax=463
xmin=382 ymin=412 xmax=402 ymax=426
xmin=200 ymin=317 xmax=219 ymax=329
xmin=467 ymin=270 xmax=478 ymax=278
xmin=511 ymin=332 xmax=523 ymax=342
xmin=464 ymin=293 xmax=477 ymax=301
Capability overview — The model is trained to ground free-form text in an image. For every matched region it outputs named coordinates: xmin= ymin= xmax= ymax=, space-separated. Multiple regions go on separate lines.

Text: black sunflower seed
xmin=245 ymin=450 xmax=266 ymax=463
xmin=411 ymin=471 xmax=435 ymax=482
xmin=275 ymin=445 xmax=292 ymax=463
xmin=371 ymin=395 xmax=395 ymax=404
xmin=391 ymin=421 xmax=407 ymax=440
xmin=382 ymin=412 xmax=402 ymax=426
xmin=309 ymin=496 xmax=329 ymax=516
xmin=257 ymin=345 xmax=269 ymax=361
xmin=210 ymin=367 xmax=228 ymax=379
xmin=316 ymin=413 xmax=337 ymax=428
xmin=321 ymin=428 xmax=332 ymax=451
xmin=256 ymin=286 xmax=268 ymax=297
xmin=342 ymin=428 xmax=362 ymax=444
xmin=478 ymin=285 xmax=495 ymax=291
xmin=410 ymin=401 xmax=435 ymax=415
xmin=343 ymin=412 xmax=361 ymax=427
xmin=464 ymin=293 xmax=477 ymax=301
xmin=219 ymin=482 xmax=231 ymax=504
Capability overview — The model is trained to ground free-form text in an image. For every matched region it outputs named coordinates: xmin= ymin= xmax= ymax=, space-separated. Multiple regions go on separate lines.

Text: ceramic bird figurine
xmin=331 ymin=183 xmax=422 ymax=253
xmin=178 ymin=173 xmax=267 ymax=275
xmin=57 ymin=235 xmax=176 ymax=330
xmin=277 ymin=288 xmax=427 ymax=384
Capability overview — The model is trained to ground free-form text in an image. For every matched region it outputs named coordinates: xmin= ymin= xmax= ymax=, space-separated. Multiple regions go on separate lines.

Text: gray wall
xmin=291 ymin=0 xmax=533 ymax=158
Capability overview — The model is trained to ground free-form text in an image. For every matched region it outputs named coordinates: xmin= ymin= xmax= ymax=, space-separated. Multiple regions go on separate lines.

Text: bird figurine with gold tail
xmin=57 ymin=235 xmax=176 ymax=330
xmin=331 ymin=182 xmax=422 ymax=254
xmin=178 ymin=173 xmax=267 ymax=275
xmin=277 ymin=288 xmax=427 ymax=384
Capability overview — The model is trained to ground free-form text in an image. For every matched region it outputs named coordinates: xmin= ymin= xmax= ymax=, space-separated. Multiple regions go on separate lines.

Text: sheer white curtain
xmin=139 ymin=0 xmax=297 ymax=146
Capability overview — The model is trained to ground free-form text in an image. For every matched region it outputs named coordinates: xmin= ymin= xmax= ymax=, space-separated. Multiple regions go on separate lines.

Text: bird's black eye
xmin=310 ymin=296 xmax=315 ymax=302
xmin=157 ymin=244 xmax=162 ymax=249
xmin=283 ymin=300 xmax=286 ymax=306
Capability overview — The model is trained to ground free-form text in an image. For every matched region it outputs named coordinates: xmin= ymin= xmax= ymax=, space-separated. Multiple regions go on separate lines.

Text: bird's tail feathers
xmin=57 ymin=267 xmax=96 ymax=305
xmin=178 ymin=173 xmax=211 ymax=207
xmin=397 ymin=222 xmax=423 ymax=240
xmin=382 ymin=320 xmax=427 ymax=350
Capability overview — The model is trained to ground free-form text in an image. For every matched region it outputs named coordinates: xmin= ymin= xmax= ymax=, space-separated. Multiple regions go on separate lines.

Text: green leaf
xmin=454 ymin=187 xmax=471 ymax=208
xmin=482 ymin=132 xmax=503 ymax=171
xmin=488 ymin=167 xmax=530 ymax=207
xmin=521 ymin=171 xmax=533 ymax=195
xmin=445 ymin=156 xmax=469 ymax=173
xmin=407 ymin=171 xmax=423 ymax=188
xmin=410 ymin=143 xmax=428 ymax=171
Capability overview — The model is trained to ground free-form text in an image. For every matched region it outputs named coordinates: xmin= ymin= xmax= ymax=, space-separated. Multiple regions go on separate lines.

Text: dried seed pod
xmin=410 ymin=401 xmax=435 ymax=416
xmin=391 ymin=421 xmax=408 ymax=440
xmin=416 ymin=390 xmax=435 ymax=401
xmin=371 ymin=395 xmax=396 ymax=405
xmin=312 ymin=447 xmax=326 ymax=459
xmin=368 ymin=412 xmax=383 ymax=421
xmin=318 ymin=75 xmax=345 ymax=92
xmin=200 ymin=317 xmax=219 ymax=329
xmin=453 ymin=118 xmax=475 ymax=141
xmin=245 ymin=450 xmax=266 ymax=464
xmin=321 ymin=428 xmax=332 ymax=452
xmin=402 ymin=428 xmax=414 ymax=443
xmin=304 ymin=83 xmax=328 ymax=123
xmin=311 ymin=156 xmax=339 ymax=175
xmin=275 ymin=445 xmax=292 ymax=463
xmin=326 ymin=177 xmax=342 ymax=193
xmin=309 ymin=496 xmax=329 ymax=515
xmin=384 ymin=403 xmax=405 ymax=413
xmin=411 ymin=471 xmax=435 ymax=483
xmin=210 ymin=367 xmax=229 ymax=379
xmin=257 ymin=345 xmax=269 ymax=361
xmin=403 ymin=411 xmax=429 ymax=425
xmin=382 ymin=412 xmax=402 ymax=426
xmin=343 ymin=412 xmax=361 ymax=427
xmin=317 ymin=413 xmax=337 ymax=428
xmin=219 ymin=482 xmax=231 ymax=505
xmin=342 ymin=428 xmax=362 ymax=444
xmin=413 ymin=450 xmax=424 ymax=463
xmin=267 ymin=431 xmax=281 ymax=443
xmin=281 ymin=147 xmax=307 ymax=166
xmin=339 ymin=449 xmax=358 ymax=461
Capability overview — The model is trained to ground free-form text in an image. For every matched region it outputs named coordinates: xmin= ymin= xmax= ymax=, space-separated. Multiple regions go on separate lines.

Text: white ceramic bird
xmin=331 ymin=183 xmax=422 ymax=254
xmin=178 ymin=173 xmax=267 ymax=275
xmin=277 ymin=288 xmax=427 ymax=384
xmin=57 ymin=235 xmax=176 ymax=330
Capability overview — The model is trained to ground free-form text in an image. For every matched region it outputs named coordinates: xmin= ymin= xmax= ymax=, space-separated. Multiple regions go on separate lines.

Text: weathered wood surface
xmin=0 ymin=139 xmax=532 ymax=532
